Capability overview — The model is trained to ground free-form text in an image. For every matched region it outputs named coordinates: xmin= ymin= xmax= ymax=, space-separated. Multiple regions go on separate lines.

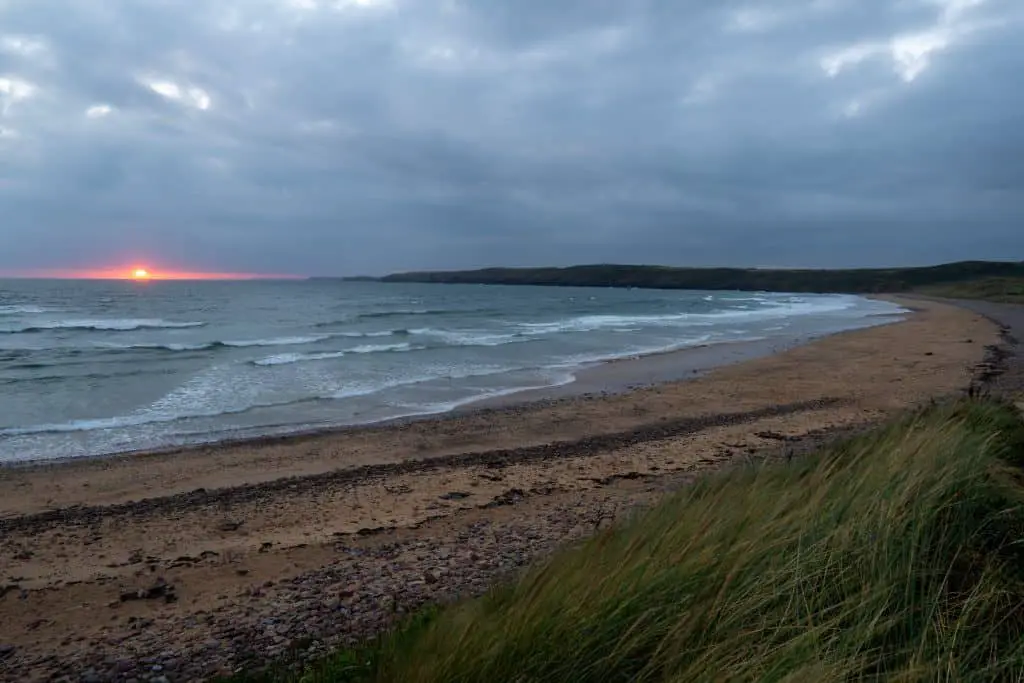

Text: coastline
xmin=0 ymin=296 xmax=1007 ymax=682
xmin=1 ymin=303 xmax=904 ymax=471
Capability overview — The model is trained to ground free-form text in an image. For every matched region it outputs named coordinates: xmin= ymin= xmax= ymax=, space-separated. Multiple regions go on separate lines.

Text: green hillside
xmin=378 ymin=260 xmax=1024 ymax=294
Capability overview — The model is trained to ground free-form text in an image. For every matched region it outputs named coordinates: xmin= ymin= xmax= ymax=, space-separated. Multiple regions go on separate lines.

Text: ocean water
xmin=0 ymin=280 xmax=906 ymax=462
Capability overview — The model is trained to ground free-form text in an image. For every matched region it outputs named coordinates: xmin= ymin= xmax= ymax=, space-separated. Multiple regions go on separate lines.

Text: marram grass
xmin=248 ymin=399 xmax=1024 ymax=683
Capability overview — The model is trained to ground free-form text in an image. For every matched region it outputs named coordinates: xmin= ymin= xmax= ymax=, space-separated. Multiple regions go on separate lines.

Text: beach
xmin=0 ymin=297 xmax=1010 ymax=682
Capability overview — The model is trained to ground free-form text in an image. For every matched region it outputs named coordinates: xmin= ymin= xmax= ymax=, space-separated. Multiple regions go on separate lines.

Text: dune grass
xmin=917 ymin=276 xmax=1024 ymax=303
xmin=246 ymin=399 xmax=1024 ymax=683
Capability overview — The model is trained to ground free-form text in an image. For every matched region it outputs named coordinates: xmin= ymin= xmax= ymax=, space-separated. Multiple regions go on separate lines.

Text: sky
xmin=0 ymin=0 xmax=1021 ymax=277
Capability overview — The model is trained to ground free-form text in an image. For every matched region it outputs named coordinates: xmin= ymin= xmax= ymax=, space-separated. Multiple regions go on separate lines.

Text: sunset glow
xmin=0 ymin=267 xmax=304 ymax=281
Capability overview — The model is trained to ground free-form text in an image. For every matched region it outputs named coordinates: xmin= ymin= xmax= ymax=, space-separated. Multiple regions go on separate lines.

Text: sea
xmin=0 ymin=280 xmax=907 ymax=463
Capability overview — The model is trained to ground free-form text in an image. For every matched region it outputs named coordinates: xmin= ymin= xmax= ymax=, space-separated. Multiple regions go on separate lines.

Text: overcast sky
xmin=0 ymin=0 xmax=1021 ymax=276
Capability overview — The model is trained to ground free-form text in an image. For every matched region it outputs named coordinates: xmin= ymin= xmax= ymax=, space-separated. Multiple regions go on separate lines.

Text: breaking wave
xmin=253 ymin=342 xmax=421 ymax=366
xmin=3 ymin=319 xmax=206 ymax=334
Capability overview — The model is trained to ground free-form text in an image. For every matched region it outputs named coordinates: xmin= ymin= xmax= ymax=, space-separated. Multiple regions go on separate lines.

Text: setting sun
xmin=132 ymin=268 xmax=151 ymax=279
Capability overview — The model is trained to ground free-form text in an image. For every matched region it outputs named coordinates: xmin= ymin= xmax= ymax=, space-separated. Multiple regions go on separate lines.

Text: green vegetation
xmin=917 ymin=276 xmax=1024 ymax=304
xmin=241 ymin=399 xmax=1024 ymax=682
xmin=378 ymin=260 xmax=1024 ymax=295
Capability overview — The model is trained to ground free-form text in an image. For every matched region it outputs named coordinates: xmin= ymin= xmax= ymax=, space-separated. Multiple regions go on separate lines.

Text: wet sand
xmin=0 ymin=297 xmax=1007 ymax=682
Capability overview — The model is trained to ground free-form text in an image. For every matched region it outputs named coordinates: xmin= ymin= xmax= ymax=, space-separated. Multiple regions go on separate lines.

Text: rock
xmin=439 ymin=491 xmax=472 ymax=501
xmin=0 ymin=644 xmax=14 ymax=660
xmin=424 ymin=570 xmax=439 ymax=584
xmin=218 ymin=519 xmax=243 ymax=532
xmin=483 ymin=488 xmax=526 ymax=508
xmin=120 ymin=579 xmax=175 ymax=602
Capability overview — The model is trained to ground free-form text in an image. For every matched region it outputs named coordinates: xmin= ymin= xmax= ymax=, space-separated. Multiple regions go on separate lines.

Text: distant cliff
xmin=378 ymin=260 xmax=1024 ymax=294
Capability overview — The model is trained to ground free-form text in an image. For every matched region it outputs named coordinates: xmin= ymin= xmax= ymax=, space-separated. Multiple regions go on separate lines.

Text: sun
xmin=132 ymin=268 xmax=151 ymax=280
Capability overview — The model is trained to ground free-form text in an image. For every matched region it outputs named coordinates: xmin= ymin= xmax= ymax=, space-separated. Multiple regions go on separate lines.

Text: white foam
xmin=325 ymin=364 xmax=526 ymax=400
xmin=0 ymin=305 xmax=47 ymax=315
xmin=254 ymin=351 xmax=348 ymax=367
xmin=97 ymin=334 xmax=360 ymax=352
xmin=222 ymin=335 xmax=330 ymax=348
xmin=410 ymin=328 xmax=530 ymax=347
xmin=386 ymin=372 xmax=578 ymax=418
xmin=253 ymin=342 xmax=419 ymax=366
xmin=350 ymin=342 xmax=416 ymax=354
xmin=95 ymin=341 xmax=214 ymax=352
xmin=514 ymin=296 xmax=865 ymax=336
xmin=0 ymin=395 xmax=316 ymax=437
xmin=336 ymin=330 xmax=399 ymax=338
xmin=5 ymin=318 xmax=206 ymax=333
xmin=549 ymin=333 xmax=716 ymax=369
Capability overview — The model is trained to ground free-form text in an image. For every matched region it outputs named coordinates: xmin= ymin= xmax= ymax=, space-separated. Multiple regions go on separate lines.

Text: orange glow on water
xmin=0 ymin=267 xmax=304 ymax=281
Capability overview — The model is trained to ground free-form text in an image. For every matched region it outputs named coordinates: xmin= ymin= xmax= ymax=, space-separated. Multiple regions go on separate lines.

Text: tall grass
xmin=918 ymin=276 xmax=1024 ymax=303
xmin=278 ymin=400 xmax=1024 ymax=683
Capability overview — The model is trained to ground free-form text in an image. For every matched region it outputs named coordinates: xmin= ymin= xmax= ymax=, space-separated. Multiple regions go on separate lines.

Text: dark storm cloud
xmin=0 ymin=0 xmax=1021 ymax=275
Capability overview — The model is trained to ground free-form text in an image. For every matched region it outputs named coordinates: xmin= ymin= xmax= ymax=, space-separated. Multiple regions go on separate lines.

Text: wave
xmin=385 ymin=374 xmax=578 ymax=420
xmin=0 ymin=396 xmax=324 ymax=437
xmin=513 ymin=298 xmax=861 ymax=336
xmin=545 ymin=334 xmax=715 ymax=369
xmin=253 ymin=342 xmax=420 ymax=366
xmin=92 ymin=334 xmax=336 ymax=353
xmin=409 ymin=328 xmax=535 ymax=348
xmin=352 ymin=307 xmax=500 ymax=322
xmin=95 ymin=341 xmax=217 ymax=352
xmin=336 ymin=329 xmax=410 ymax=338
xmin=354 ymin=309 xmax=453 ymax=321
xmin=0 ymin=368 xmax=163 ymax=386
xmin=0 ymin=305 xmax=47 ymax=315
xmin=0 ymin=361 xmax=520 ymax=437
xmin=2 ymin=319 xmax=206 ymax=334
xmin=26 ymin=332 xmax=395 ymax=356
xmin=221 ymin=335 xmax=331 ymax=348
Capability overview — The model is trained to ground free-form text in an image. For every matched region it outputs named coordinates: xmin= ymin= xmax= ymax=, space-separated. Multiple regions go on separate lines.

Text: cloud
xmin=0 ymin=0 xmax=1021 ymax=275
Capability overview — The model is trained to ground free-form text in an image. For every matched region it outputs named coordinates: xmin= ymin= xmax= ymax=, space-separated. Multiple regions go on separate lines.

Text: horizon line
xmin=0 ymin=269 xmax=307 ymax=281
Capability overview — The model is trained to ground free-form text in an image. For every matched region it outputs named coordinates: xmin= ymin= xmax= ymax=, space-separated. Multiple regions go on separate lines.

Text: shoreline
xmin=1 ymin=309 xmax=905 ymax=470
xmin=0 ymin=296 xmax=1007 ymax=682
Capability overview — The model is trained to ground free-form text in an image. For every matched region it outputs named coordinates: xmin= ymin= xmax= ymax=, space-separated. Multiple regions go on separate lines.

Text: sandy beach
xmin=0 ymin=297 xmax=1011 ymax=682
